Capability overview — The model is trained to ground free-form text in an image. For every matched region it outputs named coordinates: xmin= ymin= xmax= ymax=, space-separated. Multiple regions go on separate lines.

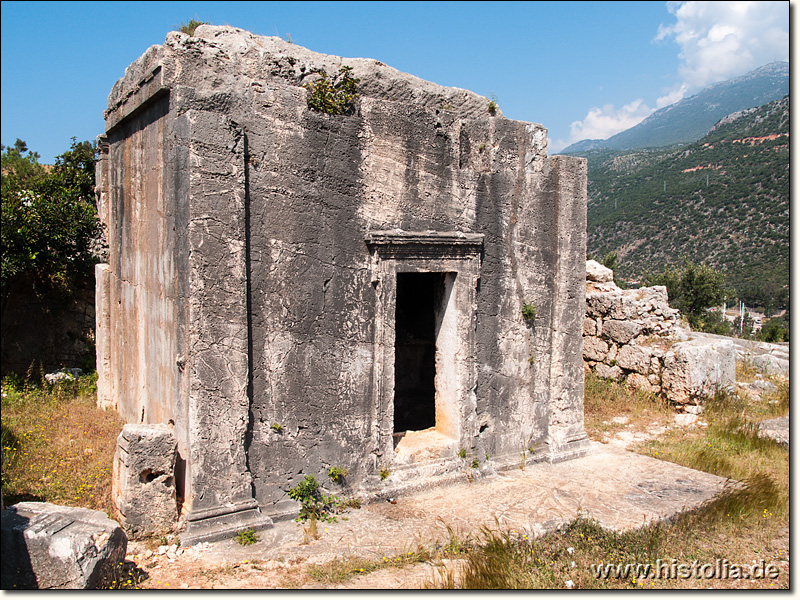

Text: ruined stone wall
xmin=1 ymin=277 xmax=95 ymax=377
xmin=583 ymin=260 xmax=735 ymax=410
xmin=98 ymin=25 xmax=589 ymax=536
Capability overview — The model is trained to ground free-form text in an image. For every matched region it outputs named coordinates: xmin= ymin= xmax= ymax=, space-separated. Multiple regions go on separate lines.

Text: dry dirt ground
xmin=127 ymin=441 xmax=733 ymax=589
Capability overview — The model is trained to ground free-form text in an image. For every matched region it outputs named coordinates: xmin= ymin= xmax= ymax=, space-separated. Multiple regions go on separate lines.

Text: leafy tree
xmin=599 ymin=251 xmax=618 ymax=273
xmin=1 ymin=138 xmax=101 ymax=319
xmin=758 ymin=314 xmax=789 ymax=343
xmin=645 ymin=258 xmax=729 ymax=331
xmin=732 ymin=313 xmax=755 ymax=339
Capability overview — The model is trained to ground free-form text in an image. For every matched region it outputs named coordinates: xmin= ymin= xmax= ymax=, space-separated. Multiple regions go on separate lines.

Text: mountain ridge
xmin=562 ymin=62 xmax=789 ymax=153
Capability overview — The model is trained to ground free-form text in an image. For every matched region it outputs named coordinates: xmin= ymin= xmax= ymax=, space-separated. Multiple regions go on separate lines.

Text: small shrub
xmin=305 ymin=66 xmax=360 ymax=115
xmin=177 ymin=19 xmax=207 ymax=36
xmin=488 ymin=100 xmax=498 ymax=115
xmin=328 ymin=466 xmax=348 ymax=483
xmin=457 ymin=448 xmax=467 ymax=459
xmin=234 ymin=528 xmax=259 ymax=546
xmin=379 ymin=467 xmax=390 ymax=480
xmin=471 ymin=459 xmax=480 ymax=469
xmin=335 ymin=497 xmax=361 ymax=510
xmin=521 ymin=302 xmax=537 ymax=322
xmin=271 ymin=422 xmax=283 ymax=433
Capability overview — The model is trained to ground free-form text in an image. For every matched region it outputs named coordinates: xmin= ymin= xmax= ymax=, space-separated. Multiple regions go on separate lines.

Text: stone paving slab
xmin=758 ymin=417 xmax=789 ymax=448
xmin=188 ymin=442 xmax=730 ymax=565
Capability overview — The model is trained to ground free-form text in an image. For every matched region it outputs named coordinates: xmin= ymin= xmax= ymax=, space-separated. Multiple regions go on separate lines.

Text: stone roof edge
xmin=105 ymin=24 xmax=547 ymax=133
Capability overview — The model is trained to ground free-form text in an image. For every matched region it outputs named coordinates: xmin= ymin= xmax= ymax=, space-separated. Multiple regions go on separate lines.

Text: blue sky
xmin=1 ymin=1 xmax=790 ymax=162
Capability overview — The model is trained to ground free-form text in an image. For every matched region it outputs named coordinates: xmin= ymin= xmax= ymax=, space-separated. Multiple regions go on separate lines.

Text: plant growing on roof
xmin=305 ymin=66 xmax=360 ymax=115
xmin=177 ymin=19 xmax=207 ymax=36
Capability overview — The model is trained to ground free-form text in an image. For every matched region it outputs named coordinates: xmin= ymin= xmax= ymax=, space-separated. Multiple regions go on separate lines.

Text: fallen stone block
xmin=44 ymin=368 xmax=83 ymax=385
xmin=661 ymin=338 xmax=735 ymax=405
xmin=751 ymin=354 xmax=790 ymax=378
xmin=1 ymin=502 xmax=127 ymax=589
xmin=113 ymin=424 xmax=178 ymax=539
xmin=758 ymin=417 xmax=789 ymax=448
xmin=586 ymin=260 xmax=614 ymax=283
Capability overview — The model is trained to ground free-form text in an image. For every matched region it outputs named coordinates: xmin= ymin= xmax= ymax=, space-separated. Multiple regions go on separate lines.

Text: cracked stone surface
xmin=96 ymin=23 xmax=591 ymax=537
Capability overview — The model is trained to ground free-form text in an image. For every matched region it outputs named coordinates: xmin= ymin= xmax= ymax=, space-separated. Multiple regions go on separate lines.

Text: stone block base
xmin=182 ymin=500 xmax=274 ymax=546
xmin=113 ymin=424 xmax=178 ymax=539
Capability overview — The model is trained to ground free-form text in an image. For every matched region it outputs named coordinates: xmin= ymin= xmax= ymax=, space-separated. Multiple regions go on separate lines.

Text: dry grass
xmin=306 ymin=545 xmax=437 ymax=585
xmin=583 ymin=371 xmax=671 ymax=440
xmin=2 ymin=367 xmax=788 ymax=590
xmin=1 ymin=373 xmax=123 ymax=514
xmin=427 ymin=370 xmax=789 ymax=589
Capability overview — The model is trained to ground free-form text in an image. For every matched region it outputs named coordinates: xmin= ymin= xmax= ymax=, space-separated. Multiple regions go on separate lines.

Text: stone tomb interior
xmin=392 ymin=271 xmax=456 ymax=455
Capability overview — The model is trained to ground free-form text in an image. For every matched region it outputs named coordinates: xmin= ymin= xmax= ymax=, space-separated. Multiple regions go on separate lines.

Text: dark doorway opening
xmin=394 ymin=272 xmax=444 ymax=434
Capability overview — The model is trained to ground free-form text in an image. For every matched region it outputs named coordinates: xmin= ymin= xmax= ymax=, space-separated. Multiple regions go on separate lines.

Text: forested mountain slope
xmin=579 ymin=95 xmax=789 ymax=309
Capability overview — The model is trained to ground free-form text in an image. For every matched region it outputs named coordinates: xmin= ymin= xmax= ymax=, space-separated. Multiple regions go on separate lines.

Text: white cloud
xmin=553 ymin=1 xmax=788 ymax=151
xmin=656 ymin=1 xmax=789 ymax=100
xmin=552 ymin=99 xmax=655 ymax=151
xmin=656 ymin=83 xmax=689 ymax=108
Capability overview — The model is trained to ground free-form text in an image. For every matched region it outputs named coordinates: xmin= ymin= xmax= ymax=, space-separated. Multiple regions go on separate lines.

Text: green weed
xmin=233 ymin=528 xmax=259 ymax=546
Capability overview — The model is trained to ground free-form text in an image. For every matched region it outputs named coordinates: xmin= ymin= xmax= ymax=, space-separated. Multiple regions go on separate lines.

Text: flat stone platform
xmin=179 ymin=442 xmax=729 ymax=566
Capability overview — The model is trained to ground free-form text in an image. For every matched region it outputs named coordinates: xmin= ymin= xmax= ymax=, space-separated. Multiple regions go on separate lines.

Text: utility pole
xmin=739 ymin=302 xmax=745 ymax=336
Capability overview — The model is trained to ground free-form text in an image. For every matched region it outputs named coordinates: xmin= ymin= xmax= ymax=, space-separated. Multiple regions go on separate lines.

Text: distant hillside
xmin=580 ymin=95 xmax=789 ymax=310
xmin=562 ymin=62 xmax=788 ymax=153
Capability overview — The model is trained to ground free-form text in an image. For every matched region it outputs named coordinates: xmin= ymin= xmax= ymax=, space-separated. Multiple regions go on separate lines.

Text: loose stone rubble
xmin=583 ymin=260 xmax=735 ymax=409
xmin=44 ymin=367 xmax=84 ymax=385
xmin=0 ymin=502 xmax=127 ymax=589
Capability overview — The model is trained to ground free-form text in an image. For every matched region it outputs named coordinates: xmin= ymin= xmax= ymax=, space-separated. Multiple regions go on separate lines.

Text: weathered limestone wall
xmin=97 ymin=25 xmax=589 ymax=539
xmin=96 ymin=93 xmax=177 ymax=426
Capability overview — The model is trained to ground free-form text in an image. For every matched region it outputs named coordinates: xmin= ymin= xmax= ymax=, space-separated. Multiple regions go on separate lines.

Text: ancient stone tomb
xmin=95 ymin=26 xmax=589 ymax=542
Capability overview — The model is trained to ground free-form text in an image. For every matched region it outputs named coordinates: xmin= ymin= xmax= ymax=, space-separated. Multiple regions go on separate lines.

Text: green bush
xmin=328 ymin=465 xmax=348 ymax=483
xmin=305 ymin=66 xmax=360 ymax=115
xmin=521 ymin=302 xmax=537 ymax=322
xmin=288 ymin=474 xmax=339 ymax=523
xmin=645 ymin=258 xmax=729 ymax=330
xmin=233 ymin=528 xmax=259 ymax=545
